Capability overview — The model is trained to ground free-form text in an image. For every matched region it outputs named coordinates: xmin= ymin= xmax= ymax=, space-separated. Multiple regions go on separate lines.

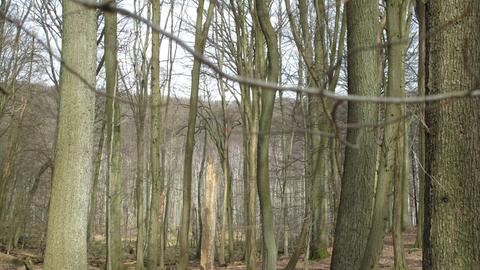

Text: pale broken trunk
xmin=43 ymin=0 xmax=97 ymax=268
xmin=200 ymin=159 xmax=218 ymax=270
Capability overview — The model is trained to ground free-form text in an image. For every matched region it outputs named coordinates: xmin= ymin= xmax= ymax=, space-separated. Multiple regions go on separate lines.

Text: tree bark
xmin=147 ymin=0 xmax=164 ymax=268
xmin=331 ymin=0 xmax=380 ymax=268
xmin=423 ymin=0 xmax=480 ymax=268
xmin=87 ymin=121 xmax=106 ymax=244
xmin=43 ymin=0 xmax=97 ymax=268
xmin=200 ymin=159 xmax=218 ymax=270
xmin=104 ymin=1 xmax=124 ymax=268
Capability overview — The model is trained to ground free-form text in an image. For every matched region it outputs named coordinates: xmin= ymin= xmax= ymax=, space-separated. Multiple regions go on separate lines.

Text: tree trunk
xmin=135 ymin=113 xmax=146 ymax=270
xmin=8 ymin=161 xmax=51 ymax=250
xmin=331 ymin=0 xmax=380 ymax=269
xmin=360 ymin=0 xmax=408 ymax=268
xmin=147 ymin=0 xmax=163 ymax=268
xmin=413 ymin=0 xmax=425 ymax=249
xmin=87 ymin=121 xmax=106 ymax=244
xmin=43 ymin=0 xmax=96 ymax=268
xmin=195 ymin=131 xmax=207 ymax=258
xmin=254 ymin=0 xmax=280 ymax=268
xmin=178 ymin=1 xmax=216 ymax=268
xmin=424 ymin=0 xmax=480 ymax=268
xmin=200 ymin=159 xmax=218 ymax=270
xmin=104 ymin=1 xmax=124 ymax=268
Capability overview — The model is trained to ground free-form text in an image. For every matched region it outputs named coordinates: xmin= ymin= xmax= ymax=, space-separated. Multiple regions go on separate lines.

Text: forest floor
xmin=186 ymin=229 xmax=422 ymax=270
xmin=1 ymin=229 xmax=421 ymax=269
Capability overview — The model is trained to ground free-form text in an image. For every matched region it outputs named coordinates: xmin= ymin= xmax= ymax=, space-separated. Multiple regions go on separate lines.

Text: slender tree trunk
xmin=196 ymin=131 xmax=207 ymax=258
xmin=245 ymin=99 xmax=259 ymax=270
xmin=148 ymin=0 xmax=164 ymax=268
xmin=254 ymin=0 xmax=280 ymax=268
xmin=393 ymin=138 xmax=407 ymax=270
xmin=0 ymin=101 xmax=27 ymax=222
xmin=8 ymin=161 xmax=51 ymax=250
xmin=331 ymin=0 xmax=380 ymax=268
xmin=43 ymin=0 xmax=96 ymax=268
xmin=104 ymin=1 xmax=123 ymax=268
xmin=178 ymin=1 xmax=216 ymax=268
xmin=135 ymin=117 xmax=146 ymax=270
xmin=88 ymin=121 xmax=106 ymax=243
xmin=414 ymin=0 xmax=426 ymax=249
xmin=402 ymin=118 xmax=411 ymax=231
xmin=423 ymin=0 xmax=480 ymax=268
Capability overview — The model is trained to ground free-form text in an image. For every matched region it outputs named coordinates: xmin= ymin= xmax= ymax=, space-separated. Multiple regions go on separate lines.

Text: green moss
xmin=310 ymin=248 xmax=330 ymax=260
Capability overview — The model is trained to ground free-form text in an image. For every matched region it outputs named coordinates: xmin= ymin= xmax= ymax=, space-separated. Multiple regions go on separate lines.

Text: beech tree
xmin=177 ymin=0 xmax=216 ymax=268
xmin=331 ymin=0 xmax=380 ymax=269
xmin=424 ymin=0 xmax=480 ymax=268
xmin=43 ymin=0 xmax=97 ymax=269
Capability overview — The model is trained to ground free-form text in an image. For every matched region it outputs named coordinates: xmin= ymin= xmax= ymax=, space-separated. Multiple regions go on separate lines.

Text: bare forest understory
xmin=1 ymin=230 xmax=422 ymax=269
xmin=1 ymin=0 xmax=479 ymax=269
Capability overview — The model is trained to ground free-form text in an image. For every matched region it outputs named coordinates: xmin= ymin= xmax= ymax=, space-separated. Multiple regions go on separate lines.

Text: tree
xmin=103 ymin=1 xmax=124 ymax=269
xmin=226 ymin=1 xmax=259 ymax=268
xmin=199 ymin=158 xmax=217 ymax=270
xmin=254 ymin=0 xmax=280 ymax=268
xmin=423 ymin=0 xmax=480 ymax=269
xmin=43 ymin=0 xmax=97 ymax=269
xmin=147 ymin=0 xmax=165 ymax=268
xmin=331 ymin=0 xmax=380 ymax=269
xmin=177 ymin=0 xmax=216 ymax=268
xmin=360 ymin=0 xmax=413 ymax=268
xmin=413 ymin=0 xmax=426 ymax=249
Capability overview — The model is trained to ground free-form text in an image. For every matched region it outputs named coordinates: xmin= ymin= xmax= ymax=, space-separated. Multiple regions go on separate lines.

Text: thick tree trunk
xmin=43 ymin=0 xmax=96 ymax=268
xmin=423 ymin=0 xmax=480 ymax=268
xmin=331 ymin=0 xmax=380 ymax=269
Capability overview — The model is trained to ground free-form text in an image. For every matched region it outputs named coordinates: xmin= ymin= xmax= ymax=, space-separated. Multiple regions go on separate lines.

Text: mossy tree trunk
xmin=254 ymin=0 xmax=280 ymax=269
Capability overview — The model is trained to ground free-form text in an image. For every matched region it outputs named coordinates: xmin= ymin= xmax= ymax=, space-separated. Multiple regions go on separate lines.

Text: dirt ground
xmin=3 ymin=230 xmax=421 ymax=270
